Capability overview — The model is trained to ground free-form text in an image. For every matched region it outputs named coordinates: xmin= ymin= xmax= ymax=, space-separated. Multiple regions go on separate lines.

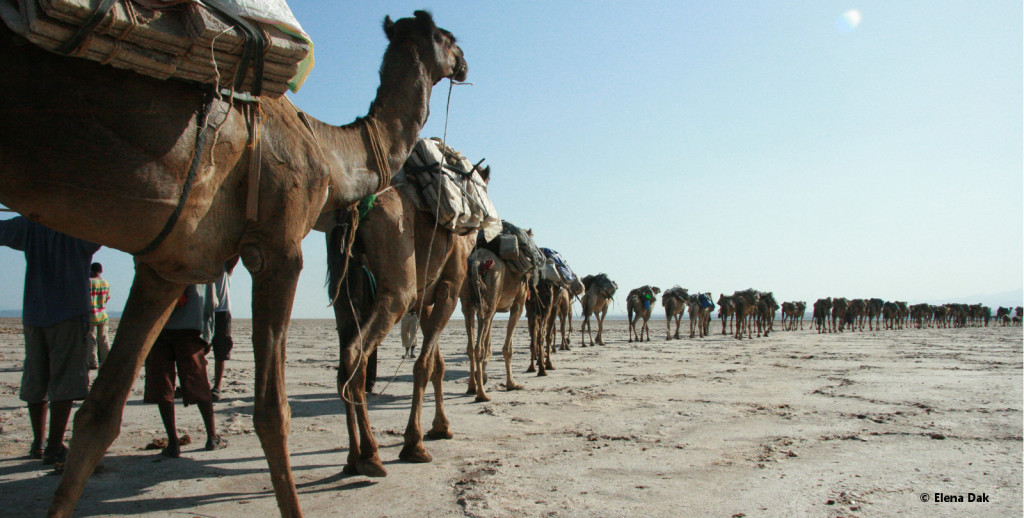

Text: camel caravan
xmin=1 ymin=2 xmax=1018 ymax=517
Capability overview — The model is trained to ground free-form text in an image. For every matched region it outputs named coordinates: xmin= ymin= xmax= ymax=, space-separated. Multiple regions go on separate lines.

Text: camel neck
xmin=365 ymin=47 xmax=433 ymax=170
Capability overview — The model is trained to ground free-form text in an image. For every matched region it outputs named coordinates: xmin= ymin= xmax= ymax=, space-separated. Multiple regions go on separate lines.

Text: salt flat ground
xmin=0 ymin=317 xmax=1021 ymax=517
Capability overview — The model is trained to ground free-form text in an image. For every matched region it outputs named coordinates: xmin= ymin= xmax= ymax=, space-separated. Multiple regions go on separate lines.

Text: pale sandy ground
xmin=0 ymin=316 xmax=1021 ymax=517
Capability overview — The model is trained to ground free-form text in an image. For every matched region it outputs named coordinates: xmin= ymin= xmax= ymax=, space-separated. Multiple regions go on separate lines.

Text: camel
xmin=781 ymin=301 xmax=806 ymax=331
xmin=324 ymin=156 xmax=488 ymax=475
xmin=882 ymin=301 xmax=900 ymax=330
xmin=813 ymin=298 xmax=832 ymax=334
xmin=626 ymin=285 xmax=660 ymax=342
xmin=830 ymin=297 xmax=849 ymax=333
xmin=846 ymin=299 xmax=865 ymax=331
xmin=866 ymin=298 xmax=885 ymax=331
xmin=687 ymin=292 xmax=714 ymax=338
xmin=526 ymin=277 xmax=561 ymax=375
xmin=754 ymin=291 xmax=777 ymax=337
xmin=461 ymin=248 xmax=531 ymax=402
xmin=0 ymin=11 xmax=466 ymax=517
xmin=580 ymin=274 xmax=617 ymax=346
xmin=718 ymin=294 xmax=735 ymax=335
xmin=732 ymin=289 xmax=760 ymax=339
xmin=551 ymin=278 xmax=584 ymax=350
xmin=781 ymin=301 xmax=807 ymax=331
xmin=662 ymin=286 xmax=689 ymax=339
xmin=996 ymin=306 xmax=1012 ymax=326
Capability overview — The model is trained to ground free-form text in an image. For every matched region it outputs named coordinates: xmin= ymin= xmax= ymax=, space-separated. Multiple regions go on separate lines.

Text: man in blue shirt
xmin=0 ymin=216 xmax=100 ymax=466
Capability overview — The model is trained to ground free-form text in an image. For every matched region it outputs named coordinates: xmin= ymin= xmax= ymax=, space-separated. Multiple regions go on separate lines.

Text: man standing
xmin=144 ymin=283 xmax=227 ymax=457
xmin=87 ymin=262 xmax=111 ymax=369
xmin=0 ymin=216 xmax=99 ymax=465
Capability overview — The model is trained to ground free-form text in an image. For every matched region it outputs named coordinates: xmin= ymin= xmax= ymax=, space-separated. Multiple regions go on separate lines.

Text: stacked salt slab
xmin=0 ymin=0 xmax=310 ymax=97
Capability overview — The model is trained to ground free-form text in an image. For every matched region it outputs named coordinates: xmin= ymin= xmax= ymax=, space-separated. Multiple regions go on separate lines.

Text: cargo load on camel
xmin=476 ymin=220 xmax=544 ymax=277
xmin=583 ymin=273 xmax=617 ymax=299
xmin=538 ymin=247 xmax=578 ymax=286
xmin=664 ymin=286 xmax=688 ymax=302
xmin=395 ymin=137 xmax=501 ymax=241
xmin=0 ymin=0 xmax=313 ymax=97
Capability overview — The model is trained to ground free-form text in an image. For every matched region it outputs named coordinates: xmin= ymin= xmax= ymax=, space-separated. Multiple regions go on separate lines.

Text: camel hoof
xmin=474 ymin=394 xmax=491 ymax=402
xmin=545 ymin=362 xmax=554 ymax=370
xmin=466 ymin=386 xmax=477 ymax=395
xmin=537 ymin=370 xmax=547 ymax=377
xmin=426 ymin=429 xmax=453 ymax=440
xmin=357 ymin=457 xmax=388 ymax=478
xmin=506 ymin=382 xmax=524 ymax=391
xmin=399 ymin=444 xmax=433 ymax=463
xmin=343 ymin=463 xmax=359 ymax=475
xmin=526 ymin=365 xmax=536 ymax=373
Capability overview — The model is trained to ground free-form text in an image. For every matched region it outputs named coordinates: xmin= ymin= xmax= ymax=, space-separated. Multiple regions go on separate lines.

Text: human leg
xmin=157 ymin=401 xmax=179 ymax=458
xmin=96 ymin=322 xmax=110 ymax=365
xmin=28 ymin=401 xmax=46 ymax=458
xmin=85 ymin=325 xmax=99 ymax=369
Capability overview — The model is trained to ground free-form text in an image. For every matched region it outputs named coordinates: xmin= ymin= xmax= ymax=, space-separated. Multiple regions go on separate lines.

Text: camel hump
xmin=3 ymin=0 xmax=312 ymax=97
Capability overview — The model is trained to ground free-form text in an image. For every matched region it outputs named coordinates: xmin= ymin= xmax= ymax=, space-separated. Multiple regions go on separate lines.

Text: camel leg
xmin=401 ymin=274 xmax=461 ymax=462
xmin=248 ymin=247 xmax=306 ymax=517
xmin=464 ymin=309 xmax=477 ymax=395
xmin=470 ymin=308 xmax=494 ymax=402
xmin=49 ymin=264 xmax=182 ymax=518
xmin=596 ymin=309 xmax=607 ymax=345
xmin=559 ymin=308 xmax=570 ymax=351
xmin=503 ymin=301 xmax=525 ymax=390
xmin=544 ymin=309 xmax=556 ymax=370
xmin=526 ymin=309 xmax=537 ymax=373
xmin=581 ymin=313 xmax=591 ymax=347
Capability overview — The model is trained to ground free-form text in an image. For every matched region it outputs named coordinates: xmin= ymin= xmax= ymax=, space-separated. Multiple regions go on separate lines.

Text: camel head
xmin=384 ymin=11 xmax=468 ymax=85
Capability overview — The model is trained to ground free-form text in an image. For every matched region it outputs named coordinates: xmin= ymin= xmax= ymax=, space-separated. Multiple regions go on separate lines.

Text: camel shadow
xmin=0 ymin=445 xmax=411 ymax=516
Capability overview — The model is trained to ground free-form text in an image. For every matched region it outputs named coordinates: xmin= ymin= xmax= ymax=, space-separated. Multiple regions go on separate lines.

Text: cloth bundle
xmin=538 ymin=247 xmax=578 ymax=288
xmin=476 ymin=220 xmax=543 ymax=277
xmin=396 ymin=138 xmax=501 ymax=241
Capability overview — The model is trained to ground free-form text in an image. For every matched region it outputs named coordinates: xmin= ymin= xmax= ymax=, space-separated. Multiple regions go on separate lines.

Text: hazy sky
xmin=2 ymin=1 xmax=1021 ymax=318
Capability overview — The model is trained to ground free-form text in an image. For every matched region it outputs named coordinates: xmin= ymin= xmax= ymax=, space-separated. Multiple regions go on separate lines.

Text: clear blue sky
xmin=2 ymin=1 xmax=1021 ymax=318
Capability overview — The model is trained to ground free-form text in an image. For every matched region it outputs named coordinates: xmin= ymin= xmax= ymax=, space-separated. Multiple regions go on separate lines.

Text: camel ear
xmin=653 ymin=287 xmax=661 ymax=294
xmin=479 ymin=165 xmax=491 ymax=183
xmin=414 ymin=10 xmax=437 ymax=33
xmin=384 ymin=15 xmax=396 ymax=40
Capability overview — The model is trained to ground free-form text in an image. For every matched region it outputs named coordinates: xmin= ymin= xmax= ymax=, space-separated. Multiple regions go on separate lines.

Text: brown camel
xmin=461 ymin=248 xmax=531 ymax=402
xmin=0 ymin=11 xmax=466 ymax=517
xmin=552 ymin=278 xmax=584 ymax=350
xmin=627 ymin=285 xmax=660 ymax=342
xmin=732 ymin=289 xmax=760 ymax=339
xmin=813 ymin=297 xmax=832 ymax=334
xmin=718 ymin=294 xmax=735 ymax=335
xmin=325 ymin=158 xmax=489 ymax=476
xmin=686 ymin=292 xmax=714 ymax=338
xmin=996 ymin=306 xmax=1012 ymax=326
xmin=781 ymin=301 xmax=806 ymax=331
xmin=580 ymin=274 xmax=617 ymax=346
xmin=662 ymin=286 xmax=689 ymax=339
xmin=830 ymin=297 xmax=849 ymax=333
xmin=866 ymin=298 xmax=885 ymax=331
xmin=848 ymin=299 xmax=867 ymax=331
xmin=526 ymin=277 xmax=561 ymax=375
xmin=754 ymin=291 xmax=777 ymax=337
